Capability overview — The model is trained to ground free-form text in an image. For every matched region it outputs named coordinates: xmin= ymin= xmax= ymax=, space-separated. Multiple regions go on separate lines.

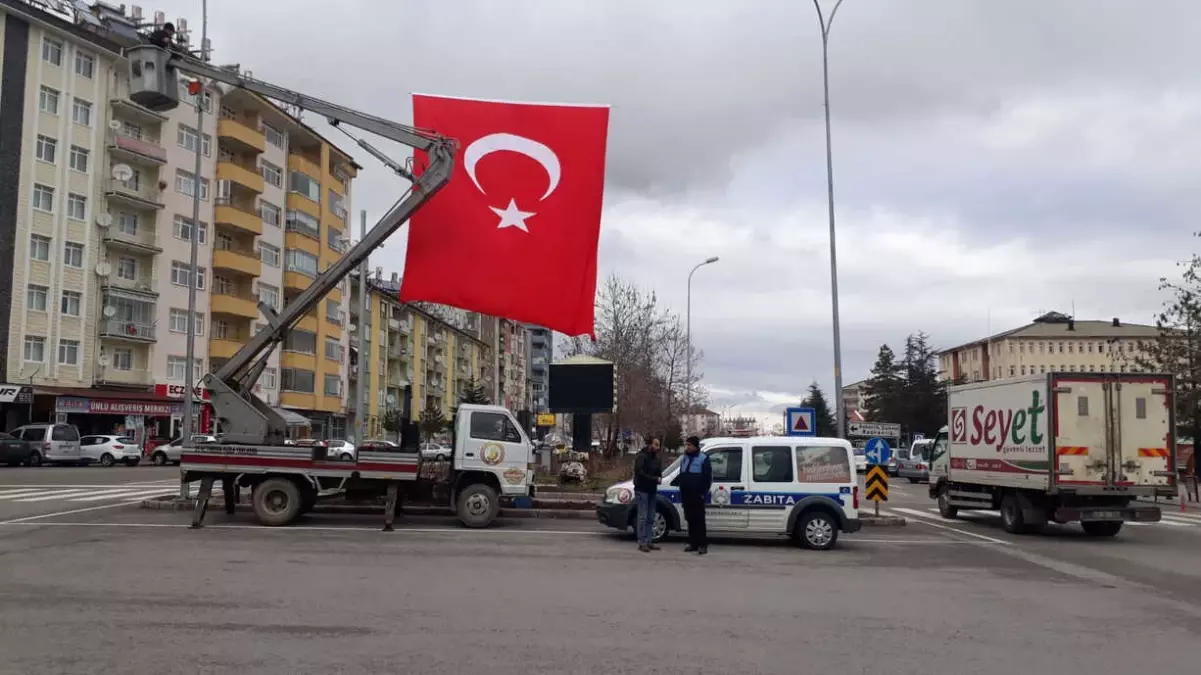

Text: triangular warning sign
xmin=792 ymin=413 xmax=810 ymax=432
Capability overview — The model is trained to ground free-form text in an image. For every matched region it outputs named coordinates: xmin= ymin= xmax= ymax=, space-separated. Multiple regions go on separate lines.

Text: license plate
xmin=1092 ymin=511 xmax=1121 ymax=520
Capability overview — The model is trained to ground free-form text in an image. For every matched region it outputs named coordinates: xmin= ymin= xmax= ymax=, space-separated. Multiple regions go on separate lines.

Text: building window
xmin=23 ymin=336 xmax=46 ymax=363
xmin=66 ymin=193 xmax=87 ymax=220
xmin=39 ymin=86 xmax=60 ymax=115
xmin=262 ymin=367 xmax=277 ymax=389
xmin=328 ymin=189 xmax=347 ymax=221
xmin=173 ymin=215 xmax=208 ymax=244
xmin=175 ymin=170 xmax=209 ymax=200
xmin=42 ymin=37 xmax=63 ymax=65
xmin=283 ymin=329 xmax=317 ymax=354
xmin=26 ymin=285 xmax=48 ymax=312
xmin=263 ymin=123 xmax=284 ymax=148
xmin=32 ymin=184 xmax=55 ymax=212
xmin=281 ymin=368 xmax=316 ymax=393
xmin=166 ymin=356 xmax=188 ymax=380
xmin=60 ymin=290 xmax=81 ymax=316
xmin=258 ymin=242 xmax=281 ymax=267
xmin=72 ymin=98 xmax=91 ymax=126
xmin=168 ymin=308 xmax=205 ymax=335
xmin=63 ymin=242 xmax=84 ymax=268
xmin=178 ymin=124 xmax=198 ymax=151
xmin=284 ymin=248 xmax=319 ymax=277
xmin=117 ymin=257 xmax=137 ymax=280
xmin=325 ymin=298 xmax=342 ymax=325
xmin=260 ymin=201 xmax=281 ymax=227
xmin=261 ymin=160 xmax=282 ymax=187
xmin=111 ymin=347 xmax=134 ymax=371
xmin=30 ymin=235 xmax=51 ymax=261
xmin=285 ymin=209 xmax=320 ymax=239
xmin=35 ymin=134 xmax=57 ymax=163
xmin=170 ymin=262 xmax=207 ymax=289
xmin=69 ymin=145 xmax=89 ymax=172
xmin=327 ymin=226 xmax=344 ymax=252
xmin=325 ymin=336 xmax=342 ymax=361
xmin=324 ymin=374 xmax=342 ymax=396
xmin=289 ymin=171 xmax=321 ymax=203
xmin=212 ymin=319 xmax=232 ymax=340
xmin=75 ymin=51 xmax=94 ymax=78
xmin=257 ymin=283 xmax=279 ymax=309
xmin=213 ymin=275 xmax=234 ymax=296
xmin=58 ymin=339 xmax=80 ymax=365
xmin=117 ymin=213 xmax=137 ymax=235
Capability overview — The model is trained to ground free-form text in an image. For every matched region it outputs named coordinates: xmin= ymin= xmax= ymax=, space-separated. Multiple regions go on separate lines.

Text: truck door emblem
xmin=481 ymin=442 xmax=505 ymax=465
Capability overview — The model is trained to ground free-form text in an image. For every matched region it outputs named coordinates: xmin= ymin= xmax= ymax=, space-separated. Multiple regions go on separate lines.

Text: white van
xmin=11 ymin=424 xmax=83 ymax=465
xmin=596 ymin=436 xmax=861 ymax=550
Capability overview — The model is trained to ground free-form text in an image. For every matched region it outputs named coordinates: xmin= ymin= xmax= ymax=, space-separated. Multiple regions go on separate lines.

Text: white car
xmin=326 ymin=440 xmax=356 ymax=462
xmin=152 ymin=434 xmax=218 ymax=465
xmin=80 ymin=435 xmax=142 ymax=466
xmin=420 ymin=442 xmax=450 ymax=461
xmin=852 ymin=447 xmax=867 ymax=473
xmin=597 ymin=435 xmax=862 ymax=550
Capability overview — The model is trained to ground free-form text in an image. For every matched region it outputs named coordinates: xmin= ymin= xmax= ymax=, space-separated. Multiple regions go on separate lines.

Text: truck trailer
xmin=929 ymin=373 xmax=1177 ymax=536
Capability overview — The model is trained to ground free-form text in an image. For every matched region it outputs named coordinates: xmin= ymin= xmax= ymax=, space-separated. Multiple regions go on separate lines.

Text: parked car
xmin=80 ymin=435 xmax=142 ymax=466
xmin=151 ymin=434 xmax=218 ymax=466
xmin=326 ymin=440 xmax=356 ymax=461
xmin=359 ymin=439 xmax=400 ymax=452
xmin=897 ymin=439 xmax=934 ymax=483
xmin=9 ymin=424 xmax=83 ymax=465
xmin=852 ymin=446 xmax=867 ymax=473
xmin=0 ymin=431 xmax=37 ymax=467
xmin=420 ymin=442 xmax=450 ymax=461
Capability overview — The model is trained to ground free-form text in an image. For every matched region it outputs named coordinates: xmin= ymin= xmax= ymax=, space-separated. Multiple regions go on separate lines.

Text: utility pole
xmin=354 ymin=210 xmax=369 ymax=444
xmin=180 ymin=0 xmax=207 ymax=500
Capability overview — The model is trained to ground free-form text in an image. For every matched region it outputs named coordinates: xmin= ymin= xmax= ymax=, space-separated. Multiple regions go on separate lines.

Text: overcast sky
xmin=143 ymin=0 xmax=1200 ymax=415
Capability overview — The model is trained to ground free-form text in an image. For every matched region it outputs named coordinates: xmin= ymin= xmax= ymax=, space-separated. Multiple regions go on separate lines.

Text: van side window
xmin=470 ymin=412 xmax=521 ymax=443
xmin=795 ymin=446 xmax=852 ymax=483
xmin=751 ymin=446 xmax=794 ymax=483
xmin=52 ymin=425 xmax=79 ymax=442
xmin=19 ymin=428 xmax=43 ymax=442
xmin=706 ymin=447 xmax=743 ymax=482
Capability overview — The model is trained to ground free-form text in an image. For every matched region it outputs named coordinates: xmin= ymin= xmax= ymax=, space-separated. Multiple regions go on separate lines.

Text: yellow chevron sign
xmin=865 ymin=465 xmax=888 ymax=502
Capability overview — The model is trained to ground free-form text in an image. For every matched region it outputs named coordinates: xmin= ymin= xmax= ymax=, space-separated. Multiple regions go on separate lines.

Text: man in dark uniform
xmin=675 ymin=436 xmax=712 ymax=554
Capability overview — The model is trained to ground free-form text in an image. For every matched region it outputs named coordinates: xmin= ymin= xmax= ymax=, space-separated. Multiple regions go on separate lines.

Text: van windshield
xmin=661 ymin=455 xmax=683 ymax=477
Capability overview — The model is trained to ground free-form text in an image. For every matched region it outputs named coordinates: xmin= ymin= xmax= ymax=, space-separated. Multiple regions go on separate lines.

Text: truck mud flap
xmin=1054 ymin=506 xmax=1161 ymax=523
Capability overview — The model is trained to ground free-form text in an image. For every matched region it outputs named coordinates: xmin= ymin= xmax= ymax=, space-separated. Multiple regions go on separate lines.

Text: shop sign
xmin=154 ymin=383 xmax=210 ymax=400
xmin=55 ymin=396 xmax=179 ymax=416
xmin=0 ymin=384 xmax=34 ymax=404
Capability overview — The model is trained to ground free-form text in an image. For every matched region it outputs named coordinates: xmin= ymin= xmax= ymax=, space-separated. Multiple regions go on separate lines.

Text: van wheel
xmin=937 ymin=485 xmax=958 ymax=519
xmin=26 ymin=451 xmax=43 ymax=467
xmin=797 ymin=510 xmax=839 ymax=551
xmin=456 ymin=483 xmax=499 ymax=528
xmin=1081 ymin=521 xmax=1123 ymax=537
xmin=252 ymin=478 xmax=303 ymax=526
xmin=151 ymin=452 xmax=168 ymax=466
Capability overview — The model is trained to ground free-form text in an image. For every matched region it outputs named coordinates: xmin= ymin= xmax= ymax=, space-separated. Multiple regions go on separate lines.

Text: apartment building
xmin=347 ymin=272 xmax=489 ymax=439
xmin=527 ymin=325 xmax=552 ymax=412
xmin=937 ymin=311 xmax=1162 ymax=383
xmin=497 ymin=318 xmax=530 ymax=411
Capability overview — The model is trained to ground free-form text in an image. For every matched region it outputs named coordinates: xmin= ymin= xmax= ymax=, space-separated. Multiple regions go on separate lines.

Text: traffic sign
xmin=864 ymin=437 xmax=891 ymax=466
xmin=865 ymin=465 xmax=888 ymax=503
xmin=784 ymin=407 xmax=816 ymax=436
xmin=913 ymin=432 xmax=924 ymax=441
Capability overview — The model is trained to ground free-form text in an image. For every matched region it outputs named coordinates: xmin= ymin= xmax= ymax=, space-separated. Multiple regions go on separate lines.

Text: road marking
xmin=67 ymin=488 xmax=175 ymax=502
xmin=886 ymin=508 xmax=1010 ymax=545
xmin=0 ymin=489 xmax=88 ymax=501
xmin=0 ymin=488 xmax=44 ymax=497
xmin=0 ymin=499 xmax=148 ymax=524
xmin=12 ymin=489 xmax=98 ymax=502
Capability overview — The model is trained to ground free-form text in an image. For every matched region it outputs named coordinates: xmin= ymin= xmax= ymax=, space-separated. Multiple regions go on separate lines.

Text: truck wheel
xmin=937 ymin=486 xmax=958 ymax=519
xmin=797 ymin=509 xmax=840 ymax=551
xmin=456 ymin=483 xmax=499 ymax=528
xmin=1000 ymin=493 xmax=1030 ymax=534
xmin=1081 ymin=521 xmax=1123 ymax=537
xmin=252 ymin=478 xmax=303 ymax=526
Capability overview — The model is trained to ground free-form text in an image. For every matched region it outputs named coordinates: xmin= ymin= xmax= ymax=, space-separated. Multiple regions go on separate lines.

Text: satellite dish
xmin=108 ymin=119 xmax=122 ymax=131
xmin=103 ymin=305 xmax=117 ymax=318
xmin=95 ymin=262 xmax=111 ymax=277
xmin=95 ymin=213 xmax=113 ymax=228
xmin=111 ymin=164 xmax=133 ymax=182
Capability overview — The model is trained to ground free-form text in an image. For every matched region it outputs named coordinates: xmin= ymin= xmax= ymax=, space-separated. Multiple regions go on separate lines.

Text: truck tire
xmin=1081 ymin=521 xmax=1123 ymax=537
xmin=252 ymin=478 xmax=303 ymax=526
xmin=937 ymin=485 xmax=958 ymax=519
xmin=1000 ymin=493 xmax=1031 ymax=534
xmin=456 ymin=483 xmax=499 ymax=528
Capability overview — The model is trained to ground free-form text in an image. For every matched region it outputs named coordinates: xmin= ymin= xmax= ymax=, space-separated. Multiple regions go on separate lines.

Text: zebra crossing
xmin=0 ymin=480 xmax=194 ymax=505
xmin=889 ymin=506 xmax=1201 ymax=531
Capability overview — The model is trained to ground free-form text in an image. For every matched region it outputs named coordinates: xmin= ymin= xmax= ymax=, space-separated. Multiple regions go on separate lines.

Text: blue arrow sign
xmin=864 ymin=437 xmax=891 ymax=466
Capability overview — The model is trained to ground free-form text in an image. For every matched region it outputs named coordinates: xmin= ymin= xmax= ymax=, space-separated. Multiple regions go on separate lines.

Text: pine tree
xmin=419 ymin=404 xmax=448 ymax=436
xmin=1135 ymin=243 xmax=1201 ymax=447
xmin=863 ymin=344 xmax=904 ymax=424
xmin=800 ymin=381 xmax=838 ymax=437
xmin=459 ymin=378 xmax=491 ymax=405
xmin=900 ymin=332 xmax=948 ymax=436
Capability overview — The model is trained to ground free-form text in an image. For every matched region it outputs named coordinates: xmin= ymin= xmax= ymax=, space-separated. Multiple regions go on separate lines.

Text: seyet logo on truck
xmin=966 ymin=390 xmax=1046 ymax=452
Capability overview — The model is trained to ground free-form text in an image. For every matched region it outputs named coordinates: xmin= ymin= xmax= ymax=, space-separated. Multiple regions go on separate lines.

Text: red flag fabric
xmin=399 ymin=94 xmax=610 ymax=337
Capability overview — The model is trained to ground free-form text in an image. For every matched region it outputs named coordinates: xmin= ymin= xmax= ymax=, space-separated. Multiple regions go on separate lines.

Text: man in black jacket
xmin=632 ymin=436 xmax=663 ymax=552
xmin=675 ymin=436 xmax=712 ymax=554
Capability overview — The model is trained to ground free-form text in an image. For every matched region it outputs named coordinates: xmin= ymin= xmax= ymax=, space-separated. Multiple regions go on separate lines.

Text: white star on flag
xmin=489 ymin=198 xmax=536 ymax=233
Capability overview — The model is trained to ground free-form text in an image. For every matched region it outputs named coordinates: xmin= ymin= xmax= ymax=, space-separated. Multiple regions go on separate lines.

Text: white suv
xmin=597 ymin=436 xmax=862 ymax=550
xmin=10 ymin=424 xmax=83 ymax=465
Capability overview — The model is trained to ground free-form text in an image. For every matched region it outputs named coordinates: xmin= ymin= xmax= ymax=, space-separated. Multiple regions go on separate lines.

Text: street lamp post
xmin=813 ymin=0 xmax=847 ymax=438
xmin=685 ymin=256 xmax=719 ymax=437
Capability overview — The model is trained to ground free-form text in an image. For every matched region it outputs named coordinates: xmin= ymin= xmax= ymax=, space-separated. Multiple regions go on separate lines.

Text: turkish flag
xmin=399 ymin=94 xmax=610 ymax=337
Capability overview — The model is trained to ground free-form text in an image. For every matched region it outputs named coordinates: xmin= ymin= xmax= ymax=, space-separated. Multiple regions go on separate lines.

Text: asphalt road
xmin=0 ymin=469 xmax=1200 ymax=674
xmin=0 ymin=465 xmax=181 ymax=522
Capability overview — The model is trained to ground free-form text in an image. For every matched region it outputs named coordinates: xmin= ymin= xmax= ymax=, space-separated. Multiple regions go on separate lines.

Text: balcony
xmin=388 ymin=342 xmax=407 ymax=360
xmin=288 ymin=153 xmax=321 ymax=179
xmin=210 ymin=292 xmax=259 ymax=319
xmin=214 ymin=200 xmax=264 ymax=236
xmin=284 ymin=271 xmax=314 ymax=292
xmin=107 ymin=128 xmax=167 ymax=166
xmin=110 ymin=96 xmax=167 ymax=125
xmin=209 ymin=338 xmax=245 ymax=360
xmin=102 ymin=228 xmax=162 ymax=255
xmin=105 ymin=178 xmax=164 ymax=210
xmin=95 ymin=367 xmax=154 ymax=387
xmin=216 ymin=161 xmax=264 ymax=194
xmin=98 ymin=318 xmax=156 ymax=343
xmin=217 ymin=117 xmax=266 ymax=154
xmin=212 ymin=248 xmax=261 ymax=277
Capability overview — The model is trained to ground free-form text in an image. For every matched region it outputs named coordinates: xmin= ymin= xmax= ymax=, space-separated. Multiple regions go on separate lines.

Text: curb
xmin=860 ymin=514 xmax=906 ymax=527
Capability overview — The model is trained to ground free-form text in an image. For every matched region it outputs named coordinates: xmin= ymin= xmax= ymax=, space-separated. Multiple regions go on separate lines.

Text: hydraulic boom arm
xmin=123 ymin=45 xmax=455 ymax=444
